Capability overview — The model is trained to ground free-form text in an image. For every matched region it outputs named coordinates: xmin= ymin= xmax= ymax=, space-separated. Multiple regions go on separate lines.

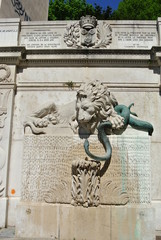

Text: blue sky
xmin=86 ymin=0 xmax=122 ymax=10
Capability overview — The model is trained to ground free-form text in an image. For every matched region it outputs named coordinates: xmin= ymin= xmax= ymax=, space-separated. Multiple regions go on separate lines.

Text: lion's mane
xmin=74 ymin=80 xmax=124 ymax=134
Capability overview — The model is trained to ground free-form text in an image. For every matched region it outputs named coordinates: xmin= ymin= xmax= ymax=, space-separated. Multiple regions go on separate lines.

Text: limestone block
xmin=15 ymin=202 xmax=59 ymax=239
xmin=7 ymin=197 xmax=20 ymax=226
xmin=158 ymin=18 xmax=161 ymax=46
xmin=152 ymin=201 xmax=161 ymax=231
xmin=59 ymin=205 xmax=111 ymax=240
xmin=110 ymin=21 xmax=157 ymax=49
xmin=0 ymin=198 xmax=7 ymax=228
xmin=151 ymin=142 xmax=161 ymax=200
xmin=16 ymin=203 xmax=111 ymax=240
xmin=0 ymin=19 xmax=20 ymax=46
xmin=111 ymin=206 xmax=155 ymax=240
xmin=20 ymin=22 xmax=66 ymax=49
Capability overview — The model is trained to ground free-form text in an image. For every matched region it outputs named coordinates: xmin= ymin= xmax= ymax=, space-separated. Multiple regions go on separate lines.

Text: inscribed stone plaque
xmin=113 ymin=30 xmax=157 ymax=49
xmin=0 ymin=23 xmax=19 ymax=46
xmin=20 ymin=29 xmax=63 ymax=49
xmin=22 ymin=133 xmax=151 ymax=205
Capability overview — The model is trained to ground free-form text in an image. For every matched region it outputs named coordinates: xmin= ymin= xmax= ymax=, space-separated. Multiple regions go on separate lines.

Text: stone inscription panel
xmin=22 ymin=134 xmax=151 ymax=205
xmin=20 ymin=29 xmax=62 ymax=49
xmin=107 ymin=136 xmax=151 ymax=204
xmin=115 ymin=31 xmax=156 ymax=48
xmin=0 ymin=27 xmax=18 ymax=46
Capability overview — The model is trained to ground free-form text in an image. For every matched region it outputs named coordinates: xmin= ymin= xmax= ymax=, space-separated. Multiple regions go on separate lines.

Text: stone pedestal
xmin=15 ymin=203 xmax=155 ymax=240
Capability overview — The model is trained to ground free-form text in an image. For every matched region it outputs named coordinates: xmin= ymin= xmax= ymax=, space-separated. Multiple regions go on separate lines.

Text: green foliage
xmin=48 ymin=0 xmax=112 ymax=20
xmin=111 ymin=0 xmax=161 ymax=20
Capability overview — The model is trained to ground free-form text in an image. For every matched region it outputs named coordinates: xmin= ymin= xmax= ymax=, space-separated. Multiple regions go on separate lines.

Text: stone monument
xmin=0 ymin=15 xmax=161 ymax=239
xmin=15 ymin=79 xmax=154 ymax=240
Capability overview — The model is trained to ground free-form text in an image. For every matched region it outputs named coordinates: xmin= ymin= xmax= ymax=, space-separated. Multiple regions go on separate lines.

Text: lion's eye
xmin=83 ymin=106 xmax=88 ymax=110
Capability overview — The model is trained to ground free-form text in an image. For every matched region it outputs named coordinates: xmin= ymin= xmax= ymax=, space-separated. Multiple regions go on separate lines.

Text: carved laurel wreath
xmin=0 ymin=65 xmax=11 ymax=83
xmin=64 ymin=22 xmax=112 ymax=49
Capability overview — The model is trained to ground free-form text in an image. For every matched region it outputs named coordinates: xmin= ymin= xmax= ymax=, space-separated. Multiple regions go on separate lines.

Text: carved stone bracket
xmin=0 ymin=65 xmax=11 ymax=83
xmin=71 ymin=159 xmax=101 ymax=207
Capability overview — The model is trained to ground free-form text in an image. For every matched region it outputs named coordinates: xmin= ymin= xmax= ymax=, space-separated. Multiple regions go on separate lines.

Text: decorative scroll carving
xmin=71 ymin=159 xmax=101 ymax=207
xmin=100 ymin=180 xmax=129 ymax=205
xmin=0 ymin=65 xmax=11 ymax=83
xmin=11 ymin=0 xmax=31 ymax=21
xmin=64 ymin=15 xmax=112 ymax=49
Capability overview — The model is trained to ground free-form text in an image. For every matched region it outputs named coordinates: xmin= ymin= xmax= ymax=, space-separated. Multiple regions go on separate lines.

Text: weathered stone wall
xmin=0 ymin=0 xmax=49 ymax=21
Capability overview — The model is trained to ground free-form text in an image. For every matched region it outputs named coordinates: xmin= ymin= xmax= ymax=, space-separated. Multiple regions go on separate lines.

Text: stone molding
xmin=0 ymin=46 xmax=160 ymax=68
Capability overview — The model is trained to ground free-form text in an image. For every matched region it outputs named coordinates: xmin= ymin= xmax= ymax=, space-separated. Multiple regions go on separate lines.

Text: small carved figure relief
xmin=24 ymin=101 xmax=76 ymax=134
xmin=0 ymin=65 xmax=11 ymax=83
xmin=64 ymin=15 xmax=112 ymax=48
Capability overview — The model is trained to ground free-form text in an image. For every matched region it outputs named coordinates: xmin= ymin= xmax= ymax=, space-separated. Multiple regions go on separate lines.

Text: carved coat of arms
xmin=64 ymin=15 xmax=112 ymax=48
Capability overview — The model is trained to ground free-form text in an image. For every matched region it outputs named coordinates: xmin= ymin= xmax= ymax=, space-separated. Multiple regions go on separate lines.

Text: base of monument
xmin=15 ymin=202 xmax=155 ymax=240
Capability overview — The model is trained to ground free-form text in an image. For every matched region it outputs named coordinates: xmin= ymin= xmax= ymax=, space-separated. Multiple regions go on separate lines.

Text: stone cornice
xmin=0 ymin=46 xmax=159 ymax=67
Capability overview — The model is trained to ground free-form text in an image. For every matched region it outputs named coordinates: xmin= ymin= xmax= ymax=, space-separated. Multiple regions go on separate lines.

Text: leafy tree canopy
xmin=112 ymin=0 xmax=161 ymax=20
xmin=48 ymin=0 xmax=161 ymax=21
xmin=48 ymin=0 xmax=112 ymax=20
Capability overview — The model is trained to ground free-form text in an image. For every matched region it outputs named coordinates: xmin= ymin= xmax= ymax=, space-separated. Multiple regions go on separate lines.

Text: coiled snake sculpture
xmin=84 ymin=103 xmax=154 ymax=162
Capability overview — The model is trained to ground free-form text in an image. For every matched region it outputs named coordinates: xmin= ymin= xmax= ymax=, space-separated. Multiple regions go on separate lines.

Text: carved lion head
xmin=74 ymin=80 xmax=124 ymax=134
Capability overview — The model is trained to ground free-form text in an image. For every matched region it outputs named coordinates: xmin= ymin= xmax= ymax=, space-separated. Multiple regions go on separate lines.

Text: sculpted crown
xmin=79 ymin=15 xmax=97 ymax=29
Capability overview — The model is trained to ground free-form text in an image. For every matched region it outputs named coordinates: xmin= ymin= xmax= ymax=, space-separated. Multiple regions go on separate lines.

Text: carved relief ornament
xmin=64 ymin=15 xmax=112 ymax=49
xmin=0 ymin=90 xmax=10 ymax=128
xmin=0 ymin=65 xmax=11 ymax=83
xmin=11 ymin=0 xmax=31 ymax=21
xmin=0 ymin=90 xmax=10 ymax=197
xmin=71 ymin=159 xmax=101 ymax=207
